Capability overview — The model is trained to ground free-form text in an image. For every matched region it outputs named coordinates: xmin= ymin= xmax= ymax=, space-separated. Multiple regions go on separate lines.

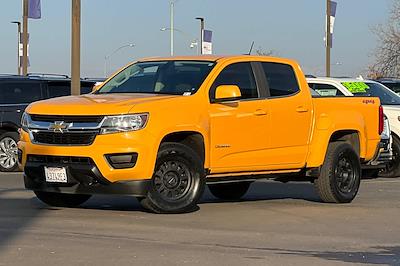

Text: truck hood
xmin=26 ymin=93 xmax=177 ymax=115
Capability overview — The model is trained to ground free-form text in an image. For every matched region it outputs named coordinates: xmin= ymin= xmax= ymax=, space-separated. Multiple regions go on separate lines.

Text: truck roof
xmin=138 ymin=55 xmax=296 ymax=64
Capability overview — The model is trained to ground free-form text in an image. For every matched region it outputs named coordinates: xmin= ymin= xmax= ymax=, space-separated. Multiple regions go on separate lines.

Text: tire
xmin=34 ymin=191 xmax=91 ymax=207
xmin=379 ymin=135 xmax=400 ymax=178
xmin=208 ymin=182 xmax=251 ymax=200
xmin=140 ymin=142 xmax=205 ymax=214
xmin=314 ymin=142 xmax=361 ymax=203
xmin=0 ymin=132 xmax=19 ymax=172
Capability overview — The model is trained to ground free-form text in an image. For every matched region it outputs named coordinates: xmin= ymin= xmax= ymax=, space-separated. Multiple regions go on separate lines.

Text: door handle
xmin=254 ymin=109 xmax=267 ymax=116
xmin=296 ymin=106 xmax=309 ymax=113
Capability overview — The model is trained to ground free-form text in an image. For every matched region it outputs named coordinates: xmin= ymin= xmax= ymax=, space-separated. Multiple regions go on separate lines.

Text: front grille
xmin=30 ymin=115 xmax=104 ymax=123
xmin=32 ymin=131 xmax=97 ymax=145
xmin=27 ymin=155 xmax=92 ymax=164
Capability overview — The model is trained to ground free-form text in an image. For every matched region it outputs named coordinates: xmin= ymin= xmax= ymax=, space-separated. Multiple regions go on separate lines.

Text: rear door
xmin=0 ymin=81 xmax=43 ymax=128
xmin=260 ymin=62 xmax=312 ymax=169
xmin=209 ymin=62 xmax=270 ymax=172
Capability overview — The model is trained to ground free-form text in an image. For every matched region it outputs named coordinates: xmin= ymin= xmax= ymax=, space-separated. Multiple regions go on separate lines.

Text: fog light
xmin=105 ymin=153 xmax=138 ymax=169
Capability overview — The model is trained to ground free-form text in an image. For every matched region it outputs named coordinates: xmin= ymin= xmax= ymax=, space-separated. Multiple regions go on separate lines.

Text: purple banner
xmin=330 ymin=1 xmax=337 ymax=17
xmin=28 ymin=0 xmax=41 ymax=19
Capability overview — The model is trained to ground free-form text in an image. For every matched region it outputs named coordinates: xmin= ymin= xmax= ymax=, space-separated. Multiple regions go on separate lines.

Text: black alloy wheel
xmin=153 ymin=160 xmax=193 ymax=202
xmin=140 ymin=142 xmax=205 ymax=214
xmin=315 ymin=142 xmax=361 ymax=203
xmin=335 ymin=155 xmax=357 ymax=194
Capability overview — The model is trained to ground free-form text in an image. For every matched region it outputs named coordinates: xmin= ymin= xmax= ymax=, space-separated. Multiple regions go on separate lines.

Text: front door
xmin=209 ymin=62 xmax=270 ymax=173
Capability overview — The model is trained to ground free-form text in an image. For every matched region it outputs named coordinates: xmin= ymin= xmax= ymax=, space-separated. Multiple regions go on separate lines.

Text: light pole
xmin=11 ymin=21 xmax=21 ymax=75
xmin=195 ymin=17 xmax=204 ymax=55
xmin=22 ymin=0 xmax=28 ymax=76
xmin=169 ymin=0 xmax=179 ymax=56
xmin=326 ymin=0 xmax=331 ymax=77
xmin=104 ymin=44 xmax=135 ymax=77
xmin=71 ymin=0 xmax=81 ymax=95
xmin=160 ymin=27 xmax=199 ymax=54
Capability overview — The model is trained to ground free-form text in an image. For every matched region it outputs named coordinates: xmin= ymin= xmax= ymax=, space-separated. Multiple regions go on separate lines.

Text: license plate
xmin=45 ymin=167 xmax=68 ymax=183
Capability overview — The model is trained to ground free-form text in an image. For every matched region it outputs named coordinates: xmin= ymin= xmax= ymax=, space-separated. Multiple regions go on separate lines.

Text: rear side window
xmin=47 ymin=82 xmax=71 ymax=98
xmin=310 ymin=83 xmax=344 ymax=96
xmin=0 ymin=82 xmax=42 ymax=104
xmin=47 ymin=82 xmax=95 ymax=98
xmin=261 ymin=62 xmax=300 ymax=97
xmin=211 ymin=62 xmax=258 ymax=100
xmin=382 ymin=82 xmax=400 ymax=94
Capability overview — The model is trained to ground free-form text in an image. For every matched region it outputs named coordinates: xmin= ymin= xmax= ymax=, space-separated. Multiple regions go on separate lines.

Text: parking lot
xmin=0 ymin=173 xmax=398 ymax=266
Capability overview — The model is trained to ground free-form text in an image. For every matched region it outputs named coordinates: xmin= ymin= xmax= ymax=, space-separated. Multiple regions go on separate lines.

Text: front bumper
xmin=23 ymin=155 xmax=151 ymax=196
xmin=19 ymin=129 xmax=159 ymax=183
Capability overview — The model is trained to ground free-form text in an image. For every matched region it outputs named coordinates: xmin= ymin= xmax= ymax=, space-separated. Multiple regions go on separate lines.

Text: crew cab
xmin=19 ymin=56 xmax=382 ymax=213
xmin=308 ymin=77 xmax=399 ymax=177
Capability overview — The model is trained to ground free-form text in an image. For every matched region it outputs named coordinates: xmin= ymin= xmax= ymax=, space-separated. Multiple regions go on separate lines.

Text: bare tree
xmin=369 ymin=0 xmax=400 ymax=78
xmin=255 ymin=47 xmax=274 ymax=56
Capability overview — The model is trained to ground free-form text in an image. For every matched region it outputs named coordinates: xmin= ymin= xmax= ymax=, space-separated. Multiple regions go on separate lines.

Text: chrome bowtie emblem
xmin=49 ymin=121 xmax=71 ymax=133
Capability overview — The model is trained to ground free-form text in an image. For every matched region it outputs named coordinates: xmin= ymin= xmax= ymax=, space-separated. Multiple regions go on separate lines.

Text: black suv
xmin=0 ymin=74 xmax=100 ymax=172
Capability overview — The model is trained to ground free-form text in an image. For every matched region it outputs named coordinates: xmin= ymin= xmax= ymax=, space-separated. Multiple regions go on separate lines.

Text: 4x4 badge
xmin=49 ymin=121 xmax=71 ymax=133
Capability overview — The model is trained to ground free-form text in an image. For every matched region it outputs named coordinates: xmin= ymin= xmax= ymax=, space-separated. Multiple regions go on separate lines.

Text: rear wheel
xmin=0 ymin=132 xmax=19 ymax=172
xmin=314 ymin=142 xmax=361 ymax=203
xmin=34 ymin=191 xmax=91 ymax=207
xmin=208 ymin=182 xmax=251 ymax=200
xmin=379 ymin=136 xmax=400 ymax=178
xmin=140 ymin=143 xmax=205 ymax=213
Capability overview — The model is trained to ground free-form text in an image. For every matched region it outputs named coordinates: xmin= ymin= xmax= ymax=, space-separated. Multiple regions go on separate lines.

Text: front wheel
xmin=34 ymin=191 xmax=91 ymax=207
xmin=314 ymin=142 xmax=361 ymax=203
xmin=140 ymin=143 xmax=205 ymax=213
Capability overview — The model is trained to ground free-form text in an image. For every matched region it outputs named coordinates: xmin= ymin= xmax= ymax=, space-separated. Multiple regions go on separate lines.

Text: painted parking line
xmin=0 ymin=172 xmax=23 ymax=175
xmin=363 ymin=179 xmax=400 ymax=184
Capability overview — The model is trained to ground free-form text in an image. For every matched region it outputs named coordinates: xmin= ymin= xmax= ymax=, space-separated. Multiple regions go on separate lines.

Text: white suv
xmin=307 ymin=77 xmax=397 ymax=177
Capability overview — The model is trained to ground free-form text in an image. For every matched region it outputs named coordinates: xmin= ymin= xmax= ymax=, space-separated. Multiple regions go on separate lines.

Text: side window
xmin=261 ymin=62 xmax=300 ymax=97
xmin=48 ymin=82 xmax=96 ymax=97
xmin=211 ymin=62 xmax=258 ymax=100
xmin=47 ymin=82 xmax=71 ymax=98
xmin=81 ymin=83 xmax=94 ymax=94
xmin=0 ymin=82 xmax=42 ymax=104
xmin=313 ymin=83 xmax=344 ymax=96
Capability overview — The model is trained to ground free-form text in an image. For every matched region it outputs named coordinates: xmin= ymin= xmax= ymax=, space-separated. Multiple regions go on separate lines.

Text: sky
xmin=0 ymin=0 xmax=393 ymax=78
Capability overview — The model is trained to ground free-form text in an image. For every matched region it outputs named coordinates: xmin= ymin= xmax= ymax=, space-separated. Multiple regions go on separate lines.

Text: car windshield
xmin=96 ymin=60 xmax=215 ymax=95
xmin=342 ymin=82 xmax=400 ymax=105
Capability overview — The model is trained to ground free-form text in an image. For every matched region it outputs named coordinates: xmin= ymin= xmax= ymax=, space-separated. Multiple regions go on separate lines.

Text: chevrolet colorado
xmin=19 ymin=56 xmax=382 ymax=213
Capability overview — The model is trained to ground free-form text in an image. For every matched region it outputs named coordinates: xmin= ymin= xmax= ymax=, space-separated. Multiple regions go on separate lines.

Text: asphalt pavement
xmin=0 ymin=173 xmax=399 ymax=266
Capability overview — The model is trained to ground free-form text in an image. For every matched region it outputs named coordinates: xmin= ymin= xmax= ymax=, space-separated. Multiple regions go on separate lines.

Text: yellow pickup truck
xmin=19 ymin=55 xmax=383 ymax=213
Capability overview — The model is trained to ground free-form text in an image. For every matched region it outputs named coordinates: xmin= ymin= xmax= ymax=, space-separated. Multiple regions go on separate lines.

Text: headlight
xmin=100 ymin=114 xmax=148 ymax=134
xmin=21 ymin=112 xmax=30 ymax=132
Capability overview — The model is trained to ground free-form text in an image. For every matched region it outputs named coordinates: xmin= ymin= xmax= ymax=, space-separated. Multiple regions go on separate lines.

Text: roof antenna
xmin=246 ymin=41 xmax=255 ymax=55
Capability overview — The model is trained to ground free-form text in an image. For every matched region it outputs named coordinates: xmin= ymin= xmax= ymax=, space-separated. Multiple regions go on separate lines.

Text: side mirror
xmin=213 ymin=85 xmax=241 ymax=103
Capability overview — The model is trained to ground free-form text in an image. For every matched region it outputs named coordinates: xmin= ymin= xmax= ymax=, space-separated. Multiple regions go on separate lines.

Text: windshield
xmin=342 ymin=82 xmax=400 ymax=105
xmin=96 ymin=61 xmax=215 ymax=95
